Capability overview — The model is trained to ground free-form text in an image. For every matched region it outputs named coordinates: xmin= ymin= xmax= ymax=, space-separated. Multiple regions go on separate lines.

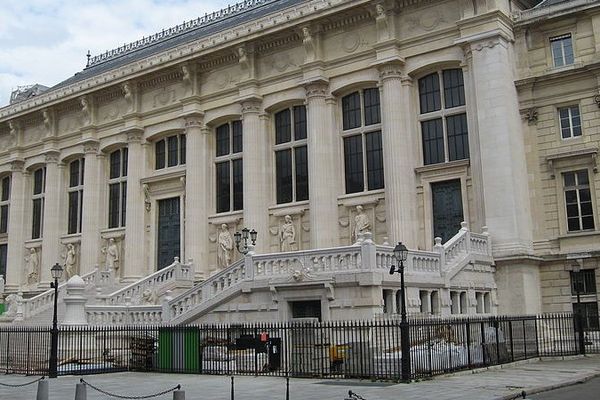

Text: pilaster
xmin=80 ymin=140 xmax=101 ymax=274
xmin=40 ymin=151 xmax=62 ymax=284
xmin=6 ymin=160 xmax=26 ymax=290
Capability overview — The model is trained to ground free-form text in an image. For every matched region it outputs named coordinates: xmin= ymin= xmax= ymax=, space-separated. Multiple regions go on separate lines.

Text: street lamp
xmin=234 ymin=228 xmax=257 ymax=255
xmin=571 ymin=262 xmax=586 ymax=355
xmin=49 ymin=263 xmax=63 ymax=378
xmin=389 ymin=242 xmax=410 ymax=382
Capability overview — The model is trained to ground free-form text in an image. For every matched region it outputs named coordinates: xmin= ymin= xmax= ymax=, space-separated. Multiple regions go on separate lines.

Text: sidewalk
xmin=1 ymin=356 xmax=599 ymax=400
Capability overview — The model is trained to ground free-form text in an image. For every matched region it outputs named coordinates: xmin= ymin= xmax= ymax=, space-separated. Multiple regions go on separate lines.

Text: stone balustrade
xmin=86 ymin=304 xmax=163 ymax=325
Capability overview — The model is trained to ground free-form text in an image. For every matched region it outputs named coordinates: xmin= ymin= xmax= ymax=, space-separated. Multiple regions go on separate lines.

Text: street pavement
xmin=530 ymin=376 xmax=600 ymax=399
xmin=0 ymin=356 xmax=599 ymax=400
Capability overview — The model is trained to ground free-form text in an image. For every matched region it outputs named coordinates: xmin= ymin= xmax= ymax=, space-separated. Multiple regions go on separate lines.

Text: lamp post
xmin=234 ymin=228 xmax=257 ymax=255
xmin=571 ymin=262 xmax=586 ymax=355
xmin=389 ymin=242 xmax=410 ymax=382
xmin=49 ymin=263 xmax=63 ymax=378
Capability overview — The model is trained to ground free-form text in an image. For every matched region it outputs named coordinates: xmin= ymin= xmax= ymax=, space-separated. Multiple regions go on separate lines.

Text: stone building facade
xmin=0 ymin=0 xmax=598 ymax=323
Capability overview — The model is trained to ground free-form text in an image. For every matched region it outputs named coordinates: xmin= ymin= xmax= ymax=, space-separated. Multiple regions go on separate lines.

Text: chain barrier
xmin=346 ymin=390 xmax=367 ymax=400
xmin=80 ymin=379 xmax=181 ymax=399
xmin=0 ymin=376 xmax=45 ymax=387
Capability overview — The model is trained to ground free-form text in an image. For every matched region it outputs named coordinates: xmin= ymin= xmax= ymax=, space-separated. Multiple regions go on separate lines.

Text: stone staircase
xmin=85 ymin=223 xmax=494 ymax=326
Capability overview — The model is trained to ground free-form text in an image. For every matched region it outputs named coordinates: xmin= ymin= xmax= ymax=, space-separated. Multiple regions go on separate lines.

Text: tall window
xmin=419 ymin=69 xmax=469 ymax=165
xmin=559 ymin=105 xmax=582 ymax=139
xmin=0 ymin=176 xmax=10 ymax=234
xmin=571 ymin=269 xmax=599 ymax=330
xmin=215 ymin=121 xmax=243 ymax=213
xmin=155 ymin=134 xmax=186 ymax=169
xmin=274 ymin=106 xmax=308 ymax=204
xmin=341 ymin=88 xmax=384 ymax=194
xmin=550 ymin=34 xmax=574 ymax=67
xmin=108 ymin=148 xmax=128 ymax=229
xmin=0 ymin=244 xmax=6 ymax=280
xmin=32 ymin=167 xmax=46 ymax=239
xmin=563 ymin=170 xmax=594 ymax=232
xmin=68 ymin=159 xmax=84 ymax=234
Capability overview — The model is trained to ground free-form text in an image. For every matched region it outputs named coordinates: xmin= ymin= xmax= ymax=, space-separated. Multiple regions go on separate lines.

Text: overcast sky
xmin=0 ymin=0 xmax=234 ymax=107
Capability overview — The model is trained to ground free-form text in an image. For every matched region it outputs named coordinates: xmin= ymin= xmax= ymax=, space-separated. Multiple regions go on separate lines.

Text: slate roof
xmin=51 ymin=0 xmax=307 ymax=90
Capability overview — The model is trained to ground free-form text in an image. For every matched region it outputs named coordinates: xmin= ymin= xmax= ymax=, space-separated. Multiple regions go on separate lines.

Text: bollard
xmin=286 ymin=377 xmax=289 ymax=400
xmin=173 ymin=390 xmax=185 ymax=400
xmin=230 ymin=376 xmax=234 ymax=400
xmin=74 ymin=382 xmax=87 ymax=400
xmin=36 ymin=378 xmax=48 ymax=400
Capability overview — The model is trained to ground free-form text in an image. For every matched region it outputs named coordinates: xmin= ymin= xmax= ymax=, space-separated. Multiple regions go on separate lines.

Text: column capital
xmin=304 ymin=79 xmax=329 ymax=100
xmin=122 ymin=127 xmax=144 ymax=143
xmin=376 ymin=60 xmax=404 ymax=81
xmin=43 ymin=150 xmax=61 ymax=164
xmin=240 ymin=97 xmax=262 ymax=115
xmin=182 ymin=112 xmax=204 ymax=131
xmin=81 ymin=139 xmax=100 ymax=154
xmin=10 ymin=159 xmax=24 ymax=172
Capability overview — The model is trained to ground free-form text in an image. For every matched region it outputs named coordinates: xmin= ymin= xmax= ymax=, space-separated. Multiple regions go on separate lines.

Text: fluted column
xmin=240 ymin=98 xmax=269 ymax=253
xmin=183 ymin=114 xmax=209 ymax=279
xmin=6 ymin=161 xmax=26 ymax=290
xmin=80 ymin=141 xmax=101 ymax=274
xmin=305 ymin=81 xmax=338 ymax=248
xmin=123 ymin=129 xmax=146 ymax=281
xmin=378 ymin=62 xmax=418 ymax=248
xmin=40 ymin=151 xmax=62 ymax=284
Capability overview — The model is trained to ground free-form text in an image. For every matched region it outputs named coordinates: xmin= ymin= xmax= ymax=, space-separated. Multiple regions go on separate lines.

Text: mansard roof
xmin=52 ymin=0 xmax=306 ymax=90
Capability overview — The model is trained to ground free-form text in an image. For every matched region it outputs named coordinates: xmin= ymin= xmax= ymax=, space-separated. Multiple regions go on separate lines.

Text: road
xmin=530 ymin=377 xmax=600 ymax=399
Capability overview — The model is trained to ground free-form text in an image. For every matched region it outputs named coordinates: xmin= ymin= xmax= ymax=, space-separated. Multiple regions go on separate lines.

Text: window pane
xmin=365 ymin=131 xmax=384 ymax=190
xmin=295 ymin=146 xmax=309 ymax=201
xmin=69 ymin=160 xmax=80 ymax=187
xmin=551 ymin=39 xmax=564 ymax=67
xmin=155 ymin=140 xmax=166 ymax=169
xmin=582 ymin=216 xmax=595 ymax=230
xmin=276 ymin=150 xmax=293 ymax=204
xmin=446 ymin=113 xmax=469 ymax=161
xmin=122 ymin=148 xmax=128 ymax=177
xmin=232 ymin=159 xmax=243 ymax=211
xmin=443 ymin=69 xmax=465 ymax=108
xmin=32 ymin=198 xmax=42 ymax=239
xmin=1 ymin=177 xmax=10 ymax=201
xmin=419 ymin=73 xmax=441 ymax=114
xmin=0 ymin=205 xmax=8 ymax=234
xmin=33 ymin=168 xmax=44 ymax=195
xmin=342 ymin=92 xmax=361 ymax=130
xmin=216 ymin=162 xmax=230 ymax=213
xmin=121 ymin=182 xmax=127 ymax=227
xmin=294 ymin=106 xmax=307 ymax=140
xmin=563 ymin=37 xmax=574 ymax=64
xmin=363 ymin=88 xmax=381 ymax=126
xmin=108 ymin=183 xmax=120 ymax=228
xmin=563 ymin=172 xmax=576 ymax=187
xmin=422 ymin=118 xmax=445 ymax=165
xmin=109 ymin=150 xmax=121 ymax=179
xmin=275 ymin=109 xmax=292 ymax=144
xmin=568 ymin=217 xmax=580 ymax=232
xmin=0 ymin=244 xmax=7 ymax=280
xmin=344 ymin=135 xmax=364 ymax=194
xmin=577 ymin=170 xmax=589 ymax=185
xmin=216 ymin=124 xmax=230 ymax=156
xmin=68 ymin=191 xmax=79 ymax=234
xmin=167 ymin=136 xmax=178 ymax=167
xmin=232 ymin=121 xmax=243 ymax=154
xmin=180 ymin=135 xmax=186 ymax=165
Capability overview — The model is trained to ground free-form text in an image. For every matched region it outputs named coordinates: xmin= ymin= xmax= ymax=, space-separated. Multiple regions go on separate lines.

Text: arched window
xmin=215 ymin=121 xmax=243 ymax=213
xmin=67 ymin=159 xmax=84 ymax=234
xmin=274 ymin=105 xmax=308 ymax=204
xmin=155 ymin=134 xmax=186 ymax=169
xmin=418 ymin=69 xmax=469 ymax=165
xmin=32 ymin=167 xmax=46 ymax=239
xmin=0 ymin=175 xmax=10 ymax=234
xmin=341 ymin=88 xmax=384 ymax=194
xmin=108 ymin=148 xmax=128 ymax=228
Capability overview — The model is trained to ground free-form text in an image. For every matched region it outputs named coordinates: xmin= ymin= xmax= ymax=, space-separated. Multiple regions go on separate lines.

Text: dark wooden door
xmin=432 ymin=179 xmax=464 ymax=243
xmin=157 ymin=197 xmax=180 ymax=270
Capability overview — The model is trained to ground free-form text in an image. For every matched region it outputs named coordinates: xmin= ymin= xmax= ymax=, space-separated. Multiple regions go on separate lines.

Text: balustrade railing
xmin=86 ymin=305 xmax=163 ymax=326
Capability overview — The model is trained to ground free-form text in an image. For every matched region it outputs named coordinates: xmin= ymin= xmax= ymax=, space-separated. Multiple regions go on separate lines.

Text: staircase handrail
xmin=23 ymin=267 xmax=99 ymax=318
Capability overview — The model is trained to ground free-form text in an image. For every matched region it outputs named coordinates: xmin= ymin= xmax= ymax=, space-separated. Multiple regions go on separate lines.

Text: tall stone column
xmin=377 ymin=62 xmax=418 ymax=248
xmin=40 ymin=151 xmax=62 ymax=284
xmin=79 ymin=141 xmax=101 ymax=275
xmin=123 ymin=129 xmax=146 ymax=281
xmin=305 ymin=81 xmax=338 ymax=248
xmin=6 ymin=161 xmax=26 ymax=290
xmin=183 ymin=114 xmax=209 ymax=279
xmin=240 ymin=98 xmax=269 ymax=253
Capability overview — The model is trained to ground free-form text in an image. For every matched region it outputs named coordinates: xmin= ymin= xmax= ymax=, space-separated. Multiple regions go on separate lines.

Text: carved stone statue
xmin=64 ymin=243 xmax=77 ymax=279
xmin=279 ymin=215 xmax=296 ymax=252
xmin=80 ymin=96 xmax=91 ymax=125
xmin=103 ymin=238 xmax=120 ymax=272
xmin=217 ymin=224 xmax=233 ymax=269
xmin=0 ymin=275 xmax=5 ymax=294
xmin=26 ymin=248 xmax=39 ymax=285
xmin=5 ymin=292 xmax=23 ymax=317
xmin=140 ymin=288 xmax=157 ymax=305
xmin=302 ymin=26 xmax=316 ymax=63
xmin=375 ymin=3 xmax=390 ymax=41
xmin=352 ymin=205 xmax=370 ymax=244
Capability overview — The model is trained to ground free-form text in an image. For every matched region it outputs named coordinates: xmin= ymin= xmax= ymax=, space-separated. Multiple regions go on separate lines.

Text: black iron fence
xmin=0 ymin=313 xmax=598 ymax=381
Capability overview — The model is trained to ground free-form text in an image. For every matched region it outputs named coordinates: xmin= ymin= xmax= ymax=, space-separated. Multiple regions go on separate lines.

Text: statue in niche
xmin=279 ymin=215 xmax=296 ymax=252
xmin=5 ymin=292 xmax=23 ymax=317
xmin=63 ymin=243 xmax=77 ymax=279
xmin=103 ymin=238 xmax=120 ymax=273
xmin=375 ymin=3 xmax=390 ymax=41
xmin=302 ymin=26 xmax=316 ymax=63
xmin=25 ymin=248 xmax=39 ymax=285
xmin=352 ymin=205 xmax=370 ymax=244
xmin=80 ymin=96 xmax=91 ymax=125
xmin=217 ymin=224 xmax=233 ymax=269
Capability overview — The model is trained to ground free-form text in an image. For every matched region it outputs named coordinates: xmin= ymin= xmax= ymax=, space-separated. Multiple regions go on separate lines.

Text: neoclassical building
xmin=0 ymin=0 xmax=598 ymax=324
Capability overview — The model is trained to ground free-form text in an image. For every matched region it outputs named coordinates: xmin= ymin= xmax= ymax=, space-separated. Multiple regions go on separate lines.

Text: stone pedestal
xmin=63 ymin=275 xmax=88 ymax=325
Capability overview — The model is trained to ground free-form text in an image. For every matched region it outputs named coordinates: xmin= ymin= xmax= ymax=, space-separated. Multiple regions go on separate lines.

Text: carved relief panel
xmin=208 ymin=218 xmax=243 ymax=275
xmin=267 ymin=210 xmax=310 ymax=253
xmin=337 ymin=200 xmax=387 ymax=245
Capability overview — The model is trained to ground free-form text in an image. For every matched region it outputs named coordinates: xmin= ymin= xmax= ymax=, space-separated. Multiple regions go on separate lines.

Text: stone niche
xmin=268 ymin=208 xmax=310 ymax=253
xmin=208 ymin=215 xmax=244 ymax=275
xmin=337 ymin=198 xmax=387 ymax=245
